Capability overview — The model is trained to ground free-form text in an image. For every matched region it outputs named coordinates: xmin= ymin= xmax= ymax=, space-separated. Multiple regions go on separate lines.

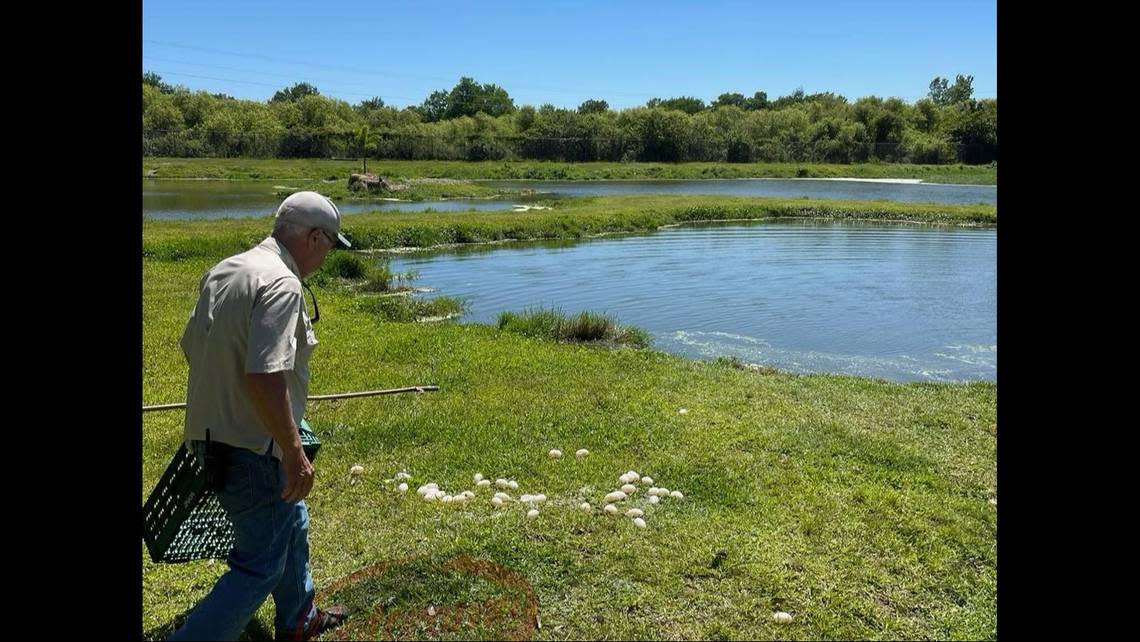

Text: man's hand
xmin=245 ymin=371 xmax=315 ymax=503
xmin=280 ymin=445 xmax=315 ymax=502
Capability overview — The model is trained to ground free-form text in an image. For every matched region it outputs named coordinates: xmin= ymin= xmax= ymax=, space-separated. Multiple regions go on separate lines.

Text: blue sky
xmin=143 ymin=0 xmax=996 ymax=110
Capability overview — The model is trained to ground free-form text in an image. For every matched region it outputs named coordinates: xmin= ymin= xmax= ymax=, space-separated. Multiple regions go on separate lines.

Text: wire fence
xmin=143 ymin=131 xmax=996 ymax=165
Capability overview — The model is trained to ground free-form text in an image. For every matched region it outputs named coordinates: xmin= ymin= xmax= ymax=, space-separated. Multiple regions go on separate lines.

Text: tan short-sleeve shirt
xmin=180 ymin=237 xmax=318 ymax=458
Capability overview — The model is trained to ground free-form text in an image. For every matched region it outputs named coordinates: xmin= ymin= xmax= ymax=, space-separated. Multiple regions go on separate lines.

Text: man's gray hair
xmin=272 ymin=218 xmax=310 ymax=240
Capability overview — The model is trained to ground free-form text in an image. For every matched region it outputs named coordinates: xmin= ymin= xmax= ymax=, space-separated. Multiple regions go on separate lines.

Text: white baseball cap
xmin=275 ymin=191 xmax=351 ymax=248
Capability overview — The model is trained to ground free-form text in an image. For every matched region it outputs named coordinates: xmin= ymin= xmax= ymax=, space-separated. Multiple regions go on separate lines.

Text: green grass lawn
xmin=143 ymin=157 xmax=997 ymax=185
xmin=143 ymin=204 xmax=996 ymax=640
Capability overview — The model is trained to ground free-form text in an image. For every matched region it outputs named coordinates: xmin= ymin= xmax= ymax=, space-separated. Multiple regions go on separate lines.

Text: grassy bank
xmin=142 ymin=210 xmax=996 ymax=639
xmin=143 ymin=194 xmax=996 ymax=261
xmin=280 ymin=177 xmax=523 ymax=202
xmin=498 ymin=308 xmax=652 ymax=349
xmin=143 ymin=158 xmax=997 ymax=185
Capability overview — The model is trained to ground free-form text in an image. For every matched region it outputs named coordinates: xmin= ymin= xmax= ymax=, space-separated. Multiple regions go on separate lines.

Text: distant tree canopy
xmin=143 ymin=71 xmax=175 ymax=94
xmin=271 ymin=82 xmax=321 ymax=103
xmin=578 ymin=99 xmax=609 ymax=114
xmin=143 ymin=73 xmax=996 ymax=164
xmin=355 ymin=97 xmax=386 ymax=113
xmin=647 ymin=96 xmax=706 ymax=115
xmin=929 ymin=75 xmax=975 ymax=106
xmin=410 ymin=76 xmax=518 ymax=122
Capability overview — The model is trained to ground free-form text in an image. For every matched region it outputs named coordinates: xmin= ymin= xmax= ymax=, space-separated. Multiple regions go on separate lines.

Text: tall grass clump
xmin=497 ymin=307 xmax=652 ymax=348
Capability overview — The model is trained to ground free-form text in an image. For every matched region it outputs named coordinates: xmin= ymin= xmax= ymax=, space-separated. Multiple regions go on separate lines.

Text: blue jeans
xmin=169 ymin=442 xmax=317 ymax=641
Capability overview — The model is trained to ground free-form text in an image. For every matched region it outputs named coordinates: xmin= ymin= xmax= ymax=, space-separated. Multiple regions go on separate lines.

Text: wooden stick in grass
xmin=142 ymin=385 xmax=440 ymax=413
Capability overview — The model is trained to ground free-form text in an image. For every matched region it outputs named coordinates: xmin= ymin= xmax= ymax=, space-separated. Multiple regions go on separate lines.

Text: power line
xmin=143 ymin=56 xmax=394 ymax=91
xmin=148 ymin=70 xmax=281 ymax=89
xmin=144 ymin=38 xmax=676 ymax=100
xmin=144 ymin=41 xmax=995 ymax=107
xmin=144 ymin=39 xmax=475 ymax=85
xmin=144 ymin=57 xmax=421 ymax=101
xmin=147 ymin=70 xmax=423 ymax=102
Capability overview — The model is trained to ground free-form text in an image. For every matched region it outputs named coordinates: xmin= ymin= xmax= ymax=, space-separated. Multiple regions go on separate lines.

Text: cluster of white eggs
xmin=350 ymin=450 xmax=685 ymax=530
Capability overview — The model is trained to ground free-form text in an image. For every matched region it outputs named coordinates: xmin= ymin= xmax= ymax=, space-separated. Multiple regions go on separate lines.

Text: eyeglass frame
xmin=314 ymin=227 xmax=337 ymax=248
xmin=302 ymin=281 xmax=320 ymax=324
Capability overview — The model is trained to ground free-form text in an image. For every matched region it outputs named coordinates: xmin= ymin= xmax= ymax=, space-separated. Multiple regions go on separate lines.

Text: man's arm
xmin=246 ymin=276 xmax=315 ymax=502
xmin=245 ymin=371 xmax=314 ymax=502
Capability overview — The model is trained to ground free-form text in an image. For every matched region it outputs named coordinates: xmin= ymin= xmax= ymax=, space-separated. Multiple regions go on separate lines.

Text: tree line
xmin=143 ymin=73 xmax=995 ymax=164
